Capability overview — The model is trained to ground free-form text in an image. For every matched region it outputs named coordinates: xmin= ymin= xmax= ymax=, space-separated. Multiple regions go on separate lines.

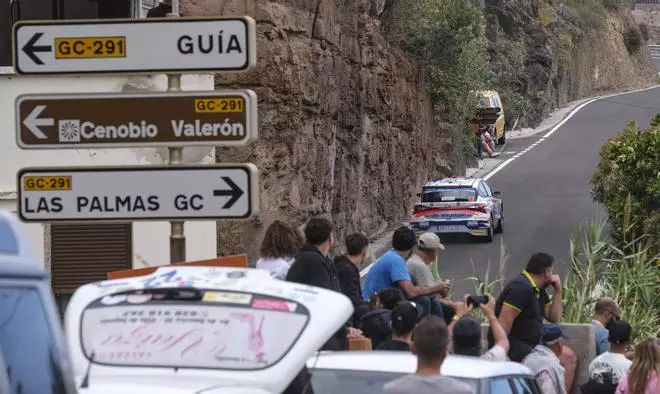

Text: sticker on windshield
xmin=203 ymin=291 xmax=252 ymax=304
xmin=226 ymin=271 xmax=247 ymax=279
xmin=251 ymin=298 xmax=298 ymax=312
xmin=80 ymin=293 xmax=309 ymax=370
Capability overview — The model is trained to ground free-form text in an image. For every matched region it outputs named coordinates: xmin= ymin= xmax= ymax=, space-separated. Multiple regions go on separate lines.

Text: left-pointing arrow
xmin=22 ymin=33 xmax=52 ymax=65
xmin=23 ymin=105 xmax=53 ymax=139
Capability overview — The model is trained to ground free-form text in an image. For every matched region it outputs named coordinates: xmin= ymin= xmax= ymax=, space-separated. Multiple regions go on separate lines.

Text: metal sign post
xmin=167 ymin=4 xmax=185 ymax=264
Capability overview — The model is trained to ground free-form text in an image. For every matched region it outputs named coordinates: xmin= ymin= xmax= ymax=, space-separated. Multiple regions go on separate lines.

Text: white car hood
xmin=65 ymin=266 xmax=353 ymax=394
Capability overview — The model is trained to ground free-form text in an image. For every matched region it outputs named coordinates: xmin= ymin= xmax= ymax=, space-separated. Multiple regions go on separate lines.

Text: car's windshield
xmin=80 ymin=289 xmax=309 ymax=370
xmin=477 ymin=97 xmax=491 ymax=108
xmin=0 ymin=285 xmax=68 ymax=394
xmin=310 ymin=369 xmax=479 ymax=394
xmin=421 ymin=187 xmax=477 ymax=202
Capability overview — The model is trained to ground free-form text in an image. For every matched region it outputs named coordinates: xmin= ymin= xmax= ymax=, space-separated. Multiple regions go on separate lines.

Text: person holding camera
xmin=448 ymin=293 xmax=509 ymax=361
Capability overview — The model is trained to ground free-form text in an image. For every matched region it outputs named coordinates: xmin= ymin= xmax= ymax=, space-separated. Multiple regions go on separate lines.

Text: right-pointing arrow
xmin=213 ymin=176 xmax=244 ymax=209
xmin=23 ymin=105 xmax=53 ymax=139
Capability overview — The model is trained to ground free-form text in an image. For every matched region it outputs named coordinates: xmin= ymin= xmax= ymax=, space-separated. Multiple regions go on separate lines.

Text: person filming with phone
xmin=448 ymin=293 xmax=509 ymax=361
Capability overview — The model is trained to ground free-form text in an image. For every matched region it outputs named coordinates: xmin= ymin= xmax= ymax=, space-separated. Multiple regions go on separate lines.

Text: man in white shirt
xmin=448 ymin=293 xmax=509 ymax=361
xmin=583 ymin=320 xmax=633 ymax=392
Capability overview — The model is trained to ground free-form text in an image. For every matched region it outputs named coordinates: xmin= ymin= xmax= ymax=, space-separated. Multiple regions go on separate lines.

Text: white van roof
xmin=65 ymin=266 xmax=353 ymax=394
xmin=0 ymin=210 xmax=37 ymax=265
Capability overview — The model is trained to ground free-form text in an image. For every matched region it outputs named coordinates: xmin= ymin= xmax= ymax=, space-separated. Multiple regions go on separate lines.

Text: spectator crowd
xmin=257 ymin=216 xmax=660 ymax=394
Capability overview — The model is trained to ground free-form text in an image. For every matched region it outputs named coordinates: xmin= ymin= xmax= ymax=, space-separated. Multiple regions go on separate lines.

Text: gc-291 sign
xmin=12 ymin=17 xmax=257 ymax=75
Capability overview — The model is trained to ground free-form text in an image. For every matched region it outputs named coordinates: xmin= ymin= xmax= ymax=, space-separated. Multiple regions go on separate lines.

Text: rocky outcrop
xmin=180 ymin=0 xmax=463 ymax=260
xmin=180 ymin=0 xmax=655 ymax=262
xmin=486 ymin=0 xmax=656 ymax=126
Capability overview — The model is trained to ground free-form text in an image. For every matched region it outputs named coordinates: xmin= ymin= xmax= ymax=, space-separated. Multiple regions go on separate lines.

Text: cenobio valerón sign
xmin=12 ymin=17 xmax=257 ymax=75
xmin=17 ymin=165 xmax=259 ymax=222
xmin=15 ymin=90 xmax=258 ymax=149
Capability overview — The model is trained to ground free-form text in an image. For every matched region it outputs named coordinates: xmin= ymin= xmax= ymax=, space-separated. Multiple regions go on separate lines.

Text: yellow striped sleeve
xmin=503 ymin=302 xmax=521 ymax=313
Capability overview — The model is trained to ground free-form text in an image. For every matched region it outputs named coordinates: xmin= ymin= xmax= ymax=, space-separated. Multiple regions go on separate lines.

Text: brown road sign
xmin=15 ymin=90 xmax=258 ymax=149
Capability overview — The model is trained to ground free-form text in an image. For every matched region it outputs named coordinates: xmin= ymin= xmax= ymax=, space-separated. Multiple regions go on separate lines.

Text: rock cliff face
xmin=180 ymin=0 xmax=655 ymax=261
xmin=486 ymin=0 xmax=656 ymax=126
xmin=181 ymin=0 xmax=461 ymax=260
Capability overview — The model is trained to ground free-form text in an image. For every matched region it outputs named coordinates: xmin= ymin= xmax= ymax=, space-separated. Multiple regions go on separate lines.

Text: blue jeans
xmin=410 ymin=296 xmax=444 ymax=321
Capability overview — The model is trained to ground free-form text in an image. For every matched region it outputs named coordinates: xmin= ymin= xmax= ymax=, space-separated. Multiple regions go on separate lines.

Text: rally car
xmin=409 ymin=177 xmax=503 ymax=242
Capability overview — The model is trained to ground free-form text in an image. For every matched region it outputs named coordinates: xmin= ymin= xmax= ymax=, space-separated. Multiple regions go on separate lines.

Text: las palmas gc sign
xmin=18 ymin=165 xmax=259 ymax=222
xmin=12 ymin=17 xmax=257 ymax=75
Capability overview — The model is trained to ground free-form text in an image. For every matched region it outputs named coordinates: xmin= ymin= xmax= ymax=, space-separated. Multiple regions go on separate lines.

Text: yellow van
xmin=475 ymin=90 xmax=506 ymax=145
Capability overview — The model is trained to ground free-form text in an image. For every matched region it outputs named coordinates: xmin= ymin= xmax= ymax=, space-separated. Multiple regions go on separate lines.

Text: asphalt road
xmin=373 ymin=87 xmax=660 ymax=298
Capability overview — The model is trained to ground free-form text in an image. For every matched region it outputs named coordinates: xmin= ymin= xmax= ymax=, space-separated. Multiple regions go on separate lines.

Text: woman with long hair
xmin=616 ymin=338 xmax=660 ymax=394
xmin=256 ymin=220 xmax=304 ymax=280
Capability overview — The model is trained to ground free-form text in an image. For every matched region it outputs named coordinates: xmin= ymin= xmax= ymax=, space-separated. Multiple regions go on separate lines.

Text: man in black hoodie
xmin=334 ymin=233 xmax=370 ymax=325
xmin=284 ymin=217 xmax=362 ymax=394
xmin=286 ymin=216 xmax=362 ymax=349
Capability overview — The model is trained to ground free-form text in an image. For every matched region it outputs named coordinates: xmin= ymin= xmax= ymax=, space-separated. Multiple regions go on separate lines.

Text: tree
xmin=590 ymin=116 xmax=660 ymax=252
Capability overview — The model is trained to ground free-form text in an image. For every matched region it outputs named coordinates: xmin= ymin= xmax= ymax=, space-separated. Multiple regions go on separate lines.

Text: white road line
xmin=483 ymin=85 xmax=660 ymax=181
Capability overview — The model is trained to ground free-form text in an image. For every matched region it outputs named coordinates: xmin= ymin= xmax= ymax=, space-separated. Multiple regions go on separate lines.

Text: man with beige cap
xmin=407 ymin=232 xmax=446 ymax=288
xmin=407 ymin=232 xmax=454 ymax=323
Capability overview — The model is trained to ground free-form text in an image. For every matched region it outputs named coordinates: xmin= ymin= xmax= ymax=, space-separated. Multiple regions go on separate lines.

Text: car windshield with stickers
xmin=82 ymin=288 xmax=308 ymax=369
xmin=64 ymin=266 xmax=353 ymax=394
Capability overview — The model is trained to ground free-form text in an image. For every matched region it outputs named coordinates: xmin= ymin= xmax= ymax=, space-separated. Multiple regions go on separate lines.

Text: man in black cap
xmin=375 ymin=301 xmax=421 ymax=351
xmin=523 ymin=324 xmax=570 ymax=394
xmin=582 ymin=320 xmax=633 ymax=393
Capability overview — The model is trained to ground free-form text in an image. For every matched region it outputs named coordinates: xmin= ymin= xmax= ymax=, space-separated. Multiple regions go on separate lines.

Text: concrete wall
xmin=481 ymin=323 xmax=596 ymax=394
xmin=0 ymin=67 xmax=218 ymax=270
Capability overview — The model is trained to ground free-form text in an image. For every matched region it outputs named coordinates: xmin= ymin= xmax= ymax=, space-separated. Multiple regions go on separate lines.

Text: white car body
xmin=64 ymin=266 xmax=353 ymax=394
xmin=307 ymin=351 xmax=540 ymax=394
xmin=409 ymin=177 xmax=504 ymax=241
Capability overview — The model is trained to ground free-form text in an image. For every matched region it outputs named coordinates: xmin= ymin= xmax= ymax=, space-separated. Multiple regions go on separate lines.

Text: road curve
xmin=428 ymin=87 xmax=660 ymax=297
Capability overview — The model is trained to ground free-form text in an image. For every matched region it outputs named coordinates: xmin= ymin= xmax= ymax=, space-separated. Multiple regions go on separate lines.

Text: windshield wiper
xmin=79 ymin=351 xmax=95 ymax=389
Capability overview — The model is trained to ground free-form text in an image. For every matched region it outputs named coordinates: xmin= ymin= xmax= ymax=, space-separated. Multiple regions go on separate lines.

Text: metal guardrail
xmin=636 ymin=0 xmax=660 ymax=4
xmin=648 ymin=45 xmax=660 ymax=59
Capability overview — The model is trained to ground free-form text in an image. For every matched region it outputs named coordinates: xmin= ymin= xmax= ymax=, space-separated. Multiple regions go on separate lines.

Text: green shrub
xmin=483 ymin=20 xmax=528 ymax=126
xmin=563 ymin=219 xmax=660 ymax=345
xmin=590 ymin=117 xmax=660 ymax=252
xmin=383 ymin=0 xmax=487 ymax=121
xmin=624 ymin=26 xmax=643 ymax=54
